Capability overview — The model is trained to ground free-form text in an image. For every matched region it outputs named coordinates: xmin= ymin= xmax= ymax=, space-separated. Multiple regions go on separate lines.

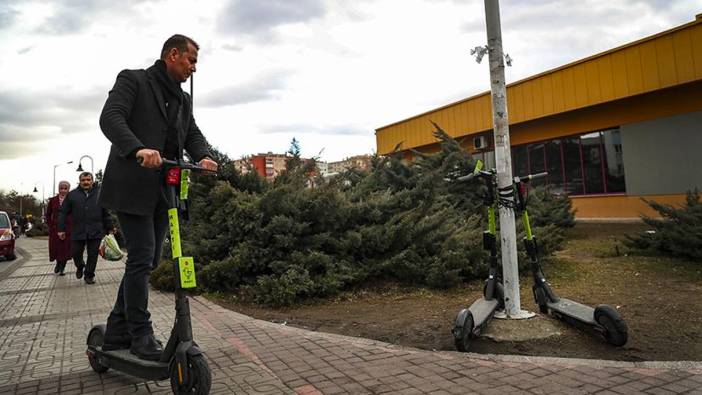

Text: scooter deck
xmin=547 ymin=298 xmax=596 ymax=325
xmin=468 ymin=297 xmax=499 ymax=330
xmin=91 ymin=347 xmax=169 ymax=380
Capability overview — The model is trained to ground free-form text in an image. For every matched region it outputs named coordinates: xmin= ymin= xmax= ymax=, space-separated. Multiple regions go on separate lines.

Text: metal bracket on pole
xmin=471 ymin=46 xmax=489 ymax=63
xmin=471 ymin=45 xmax=513 ymax=66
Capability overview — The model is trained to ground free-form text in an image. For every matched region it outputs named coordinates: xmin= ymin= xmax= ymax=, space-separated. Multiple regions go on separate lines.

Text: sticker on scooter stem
xmin=180 ymin=169 xmax=190 ymax=200
xmin=178 ymin=257 xmax=197 ymax=289
xmin=168 ymin=208 xmax=182 ymax=258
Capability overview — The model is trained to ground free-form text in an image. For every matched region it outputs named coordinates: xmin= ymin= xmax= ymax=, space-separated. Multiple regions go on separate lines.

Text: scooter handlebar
xmin=137 ymin=157 xmax=217 ymax=174
xmin=528 ymin=172 xmax=548 ymax=181
xmin=455 ymin=173 xmax=476 ymax=182
xmin=516 ymin=171 xmax=548 ymax=183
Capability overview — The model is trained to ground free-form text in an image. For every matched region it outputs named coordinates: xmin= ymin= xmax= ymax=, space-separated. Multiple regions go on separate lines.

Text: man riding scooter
xmin=98 ymin=34 xmax=218 ymax=361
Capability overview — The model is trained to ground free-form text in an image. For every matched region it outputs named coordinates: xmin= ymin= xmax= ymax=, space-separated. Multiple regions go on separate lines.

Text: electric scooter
xmin=451 ymin=160 xmax=505 ymax=352
xmin=86 ymin=158 xmax=215 ymax=394
xmin=514 ymin=172 xmax=629 ymax=347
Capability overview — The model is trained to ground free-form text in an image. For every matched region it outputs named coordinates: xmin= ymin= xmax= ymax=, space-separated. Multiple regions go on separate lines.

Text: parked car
xmin=0 ymin=211 xmax=17 ymax=261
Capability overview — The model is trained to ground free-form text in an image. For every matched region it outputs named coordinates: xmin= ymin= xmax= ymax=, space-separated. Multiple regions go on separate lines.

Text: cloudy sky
xmin=1 ymin=0 xmax=701 ymax=195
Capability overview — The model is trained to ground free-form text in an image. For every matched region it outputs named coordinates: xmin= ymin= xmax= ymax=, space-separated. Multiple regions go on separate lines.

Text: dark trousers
xmin=72 ymin=239 xmax=100 ymax=279
xmin=105 ymin=206 xmax=168 ymax=339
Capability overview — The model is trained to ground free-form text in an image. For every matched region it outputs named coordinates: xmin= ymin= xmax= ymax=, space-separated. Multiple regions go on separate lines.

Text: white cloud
xmin=1 ymin=0 xmax=701 ymax=194
xmin=217 ymin=0 xmax=327 ymax=40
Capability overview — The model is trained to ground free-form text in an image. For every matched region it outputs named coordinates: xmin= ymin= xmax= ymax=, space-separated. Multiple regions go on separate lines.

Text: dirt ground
xmin=209 ymin=223 xmax=702 ymax=361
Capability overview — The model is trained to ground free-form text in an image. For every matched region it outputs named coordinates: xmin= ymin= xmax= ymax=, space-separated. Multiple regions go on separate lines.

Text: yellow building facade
xmin=376 ymin=15 xmax=702 ymax=219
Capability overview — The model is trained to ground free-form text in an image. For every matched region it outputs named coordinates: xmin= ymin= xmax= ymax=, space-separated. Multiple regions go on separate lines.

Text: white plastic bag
xmin=99 ymin=234 xmax=123 ymax=261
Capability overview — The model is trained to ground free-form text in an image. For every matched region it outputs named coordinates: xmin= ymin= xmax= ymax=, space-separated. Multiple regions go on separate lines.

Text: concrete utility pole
xmin=482 ymin=0 xmax=531 ymax=318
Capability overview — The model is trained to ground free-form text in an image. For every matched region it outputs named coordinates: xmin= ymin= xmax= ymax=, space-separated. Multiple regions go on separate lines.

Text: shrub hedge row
xmin=150 ymin=128 xmax=575 ymax=306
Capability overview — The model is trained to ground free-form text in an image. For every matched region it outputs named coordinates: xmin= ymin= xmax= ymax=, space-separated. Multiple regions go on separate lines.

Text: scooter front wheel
xmin=594 ymin=305 xmax=628 ymax=347
xmin=170 ymin=354 xmax=212 ymax=395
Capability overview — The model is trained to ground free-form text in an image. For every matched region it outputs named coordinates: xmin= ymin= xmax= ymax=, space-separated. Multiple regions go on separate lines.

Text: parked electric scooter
xmin=514 ymin=172 xmax=629 ymax=347
xmin=86 ymin=158 xmax=215 ymax=394
xmin=451 ymin=160 xmax=505 ymax=352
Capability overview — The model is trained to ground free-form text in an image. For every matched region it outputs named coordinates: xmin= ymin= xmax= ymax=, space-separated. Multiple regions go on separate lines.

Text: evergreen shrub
xmin=150 ymin=132 xmax=575 ymax=306
xmin=624 ymin=189 xmax=702 ymax=261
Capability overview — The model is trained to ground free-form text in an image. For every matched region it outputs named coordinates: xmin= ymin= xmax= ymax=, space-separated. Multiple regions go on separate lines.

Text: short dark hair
xmin=79 ymin=172 xmax=93 ymax=180
xmin=161 ymin=34 xmax=199 ymax=59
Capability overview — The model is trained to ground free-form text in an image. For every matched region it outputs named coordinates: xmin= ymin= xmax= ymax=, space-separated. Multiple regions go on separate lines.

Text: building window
xmin=559 ymin=136 xmax=585 ymax=195
xmin=545 ymin=140 xmax=565 ymax=194
xmin=512 ymin=145 xmax=529 ymax=179
xmin=581 ymin=132 xmax=605 ymax=194
xmin=506 ymin=127 xmax=625 ymax=196
xmin=602 ymin=129 xmax=626 ymax=193
xmin=528 ymin=141 xmax=546 ymax=175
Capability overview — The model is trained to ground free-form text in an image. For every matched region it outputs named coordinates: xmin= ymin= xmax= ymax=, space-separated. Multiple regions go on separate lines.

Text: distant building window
xmin=504 ymin=128 xmax=625 ymax=196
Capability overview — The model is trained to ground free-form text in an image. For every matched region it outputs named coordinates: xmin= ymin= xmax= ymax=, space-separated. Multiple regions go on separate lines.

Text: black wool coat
xmin=58 ymin=186 xmax=113 ymax=241
xmin=98 ymin=66 xmax=211 ymax=216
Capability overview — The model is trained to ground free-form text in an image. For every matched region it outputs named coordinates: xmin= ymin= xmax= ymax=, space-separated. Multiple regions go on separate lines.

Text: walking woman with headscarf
xmin=46 ymin=181 xmax=72 ymax=275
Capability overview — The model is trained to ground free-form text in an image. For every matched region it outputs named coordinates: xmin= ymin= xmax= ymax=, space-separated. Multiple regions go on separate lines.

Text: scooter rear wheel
xmin=170 ymin=354 xmax=212 ymax=395
xmin=454 ymin=314 xmax=474 ymax=353
xmin=87 ymin=325 xmax=109 ymax=373
xmin=594 ymin=305 xmax=628 ymax=347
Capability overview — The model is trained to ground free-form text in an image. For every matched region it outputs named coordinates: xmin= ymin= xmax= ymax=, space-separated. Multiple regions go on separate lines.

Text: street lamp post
xmin=19 ymin=182 xmax=23 ymax=217
xmin=33 ymin=182 xmax=46 ymax=219
xmin=76 ymin=155 xmax=94 ymax=174
xmin=53 ymin=161 xmax=74 ymax=196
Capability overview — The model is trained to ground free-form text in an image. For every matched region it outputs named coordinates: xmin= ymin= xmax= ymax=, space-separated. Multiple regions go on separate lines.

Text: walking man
xmin=98 ymin=34 xmax=217 ymax=360
xmin=58 ymin=172 xmax=114 ymax=284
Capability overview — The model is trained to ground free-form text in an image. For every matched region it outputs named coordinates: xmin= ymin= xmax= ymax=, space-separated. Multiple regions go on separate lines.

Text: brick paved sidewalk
xmin=1 ymin=238 xmax=700 ymax=394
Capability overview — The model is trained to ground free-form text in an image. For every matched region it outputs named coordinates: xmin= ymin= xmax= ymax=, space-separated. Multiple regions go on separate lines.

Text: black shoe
xmin=85 ymin=277 xmax=95 ymax=284
xmin=103 ymin=333 xmax=131 ymax=351
xmin=53 ymin=264 xmax=60 ymax=274
xmin=130 ymin=335 xmax=163 ymax=361
xmin=76 ymin=265 xmax=84 ymax=279
xmin=59 ymin=271 xmax=65 ymax=276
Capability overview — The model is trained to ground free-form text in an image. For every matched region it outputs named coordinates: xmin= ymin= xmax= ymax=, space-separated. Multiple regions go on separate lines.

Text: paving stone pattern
xmin=0 ymin=238 xmax=700 ymax=394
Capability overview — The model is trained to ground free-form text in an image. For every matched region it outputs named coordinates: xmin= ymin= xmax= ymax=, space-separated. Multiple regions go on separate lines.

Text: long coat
xmin=59 ymin=186 xmax=113 ymax=241
xmin=98 ymin=65 xmax=211 ymax=216
xmin=45 ymin=195 xmax=72 ymax=262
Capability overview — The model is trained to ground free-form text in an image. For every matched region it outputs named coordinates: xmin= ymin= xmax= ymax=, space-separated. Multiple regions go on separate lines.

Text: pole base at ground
xmin=494 ymin=309 xmax=536 ymax=320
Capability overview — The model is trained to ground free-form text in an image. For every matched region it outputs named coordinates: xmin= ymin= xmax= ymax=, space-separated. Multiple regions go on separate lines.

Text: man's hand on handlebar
xmin=136 ymin=149 xmax=163 ymax=169
xmin=198 ymin=157 xmax=218 ymax=173
xmin=136 ymin=151 xmax=218 ymax=174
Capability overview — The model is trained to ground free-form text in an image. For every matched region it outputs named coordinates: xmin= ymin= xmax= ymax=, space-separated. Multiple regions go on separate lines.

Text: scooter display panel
xmin=547 ymin=298 xmax=596 ymax=325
